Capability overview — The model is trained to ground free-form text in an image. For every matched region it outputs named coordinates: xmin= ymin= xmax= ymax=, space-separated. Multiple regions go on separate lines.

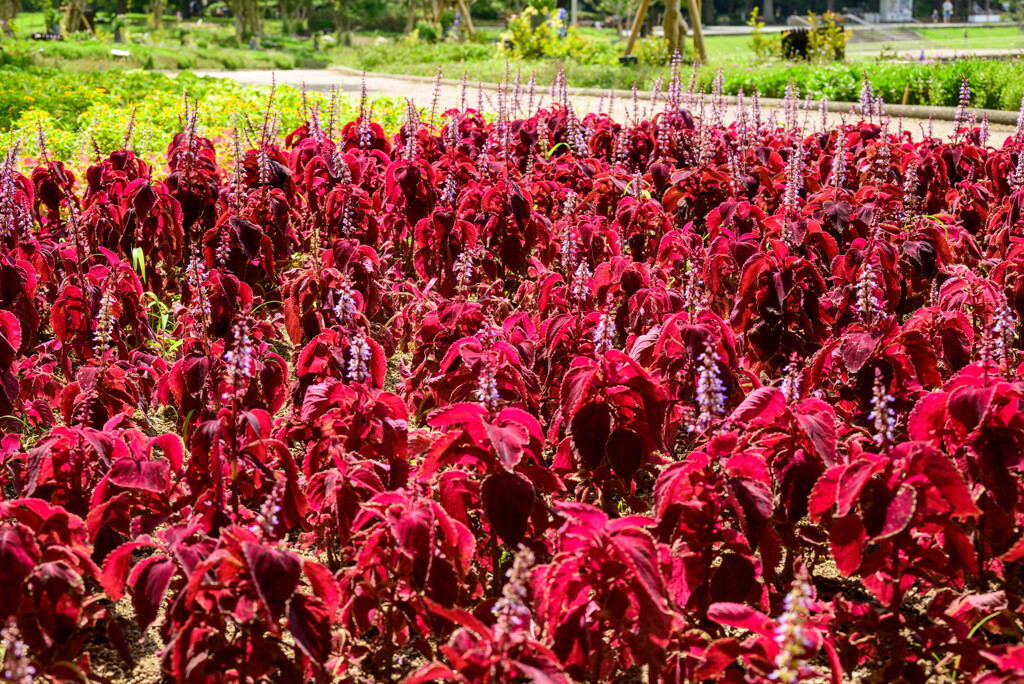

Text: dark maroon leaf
xmin=571 ymin=402 xmax=611 ymax=469
xmin=607 ymin=428 xmax=644 ymax=483
xmin=243 ymin=542 xmax=301 ymax=622
xmin=481 ymin=471 xmax=534 ymax=546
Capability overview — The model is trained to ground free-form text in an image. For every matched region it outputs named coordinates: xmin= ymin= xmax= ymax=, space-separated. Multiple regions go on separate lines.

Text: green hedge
xmin=709 ymin=59 xmax=1024 ymax=111
xmin=339 ymin=40 xmax=1024 ymax=111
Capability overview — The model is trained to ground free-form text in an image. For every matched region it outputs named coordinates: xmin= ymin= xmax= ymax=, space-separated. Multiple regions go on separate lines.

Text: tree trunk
xmin=0 ymin=0 xmax=15 ymax=36
xmin=663 ymin=0 xmax=687 ymax=56
xmin=65 ymin=0 xmax=94 ymax=33
xmin=152 ymin=0 xmax=164 ymax=29
xmin=763 ymin=0 xmax=774 ymax=22
xmin=253 ymin=0 xmax=262 ymax=34
xmin=685 ymin=0 xmax=707 ymax=59
xmin=623 ymin=0 xmax=650 ymax=55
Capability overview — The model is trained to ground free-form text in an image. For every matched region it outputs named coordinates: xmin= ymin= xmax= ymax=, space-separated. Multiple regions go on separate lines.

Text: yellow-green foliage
xmin=635 ymin=35 xmax=671 ymax=66
xmin=0 ymin=67 xmax=406 ymax=171
xmin=747 ymin=8 xmax=780 ymax=63
xmin=806 ymin=11 xmax=849 ymax=62
xmin=502 ymin=7 xmax=594 ymax=62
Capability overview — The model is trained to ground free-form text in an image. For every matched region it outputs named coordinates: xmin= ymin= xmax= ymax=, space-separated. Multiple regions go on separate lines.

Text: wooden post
xmin=455 ymin=0 xmax=474 ymax=36
xmin=685 ymin=0 xmax=707 ymax=61
xmin=571 ymin=0 xmax=578 ymax=25
xmin=623 ymin=0 xmax=651 ymax=56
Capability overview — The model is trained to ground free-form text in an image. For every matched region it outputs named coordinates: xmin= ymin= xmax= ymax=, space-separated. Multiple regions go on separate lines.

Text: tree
xmin=152 ymin=0 xmax=165 ymax=29
xmin=664 ymin=0 xmax=687 ymax=55
xmin=224 ymin=0 xmax=262 ymax=38
xmin=279 ymin=0 xmax=310 ymax=34
xmin=65 ymin=0 xmax=94 ymax=33
xmin=597 ymin=0 xmax=636 ymax=34
xmin=0 ymin=0 xmax=17 ymax=36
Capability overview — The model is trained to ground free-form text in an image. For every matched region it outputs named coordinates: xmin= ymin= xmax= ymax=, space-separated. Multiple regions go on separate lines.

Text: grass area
xmin=0 ymin=66 xmax=406 ymax=167
xmin=4 ymin=5 xmax=1024 ymax=110
xmin=331 ymin=28 xmax=763 ymax=91
xmin=2 ymin=10 xmax=346 ymax=71
xmin=332 ymin=31 xmax=1024 ymax=109
xmin=916 ymin=25 xmax=1022 ymax=41
xmin=844 ymin=25 xmax=1024 ymax=54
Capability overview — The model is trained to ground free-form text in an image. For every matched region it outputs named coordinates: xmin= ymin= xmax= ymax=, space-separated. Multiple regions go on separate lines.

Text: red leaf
xmin=910 ymin=447 xmax=981 ymax=518
xmin=129 ymin=556 xmax=175 ymax=633
xmin=875 ymin=483 xmax=917 ymax=540
xmin=946 ymin=385 xmax=995 ymax=441
xmin=707 ymin=603 xmax=773 ymax=637
xmin=404 ymin=663 xmax=458 ymax=684
xmin=841 ymin=330 xmax=881 ymax=373
xmin=428 ymin=402 xmax=488 ymax=430
xmin=571 ymin=402 xmax=611 ymax=469
xmin=695 ymin=638 xmax=742 ymax=679
xmin=148 ymin=433 xmax=184 ymax=474
xmin=100 ymin=540 xmax=151 ymax=600
xmin=108 ymin=458 xmax=168 ymax=493
xmin=483 ymin=421 xmax=528 ymax=470
xmin=728 ymin=387 xmax=785 ymax=424
xmin=830 ymin=514 xmax=866 ymax=576
xmin=808 ymin=466 xmax=841 ymax=521
xmin=796 ymin=398 xmax=838 ymax=466
xmin=726 ymin=477 xmax=773 ymax=549
xmin=481 ymin=471 xmax=534 ymax=546
xmin=303 ymin=560 xmax=341 ymax=614
xmin=607 ymin=428 xmax=644 ymax=483
xmin=515 ymin=662 xmax=567 ymax=684
xmin=287 ymin=595 xmax=332 ymax=664
xmin=908 ymin=392 xmax=948 ymax=444
xmin=836 ymin=458 xmax=884 ymax=517
xmin=423 ymin=596 xmax=493 ymax=638
xmin=0 ymin=526 xmax=38 ymax=615
xmin=243 ymin=542 xmax=301 ymax=622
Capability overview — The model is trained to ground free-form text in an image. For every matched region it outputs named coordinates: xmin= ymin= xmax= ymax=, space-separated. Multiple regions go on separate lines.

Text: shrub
xmin=747 ymin=7 xmax=780 ymax=63
xmin=414 ymin=20 xmax=441 ymax=44
xmin=635 ymin=35 xmax=670 ymax=66
xmin=503 ymin=6 xmax=594 ymax=62
xmin=806 ymin=11 xmax=848 ymax=62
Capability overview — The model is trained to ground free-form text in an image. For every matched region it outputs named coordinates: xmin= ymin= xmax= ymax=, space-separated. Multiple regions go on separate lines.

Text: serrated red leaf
xmin=481 ymin=471 xmax=534 ymax=546
xmin=243 ymin=542 xmax=301 ymax=622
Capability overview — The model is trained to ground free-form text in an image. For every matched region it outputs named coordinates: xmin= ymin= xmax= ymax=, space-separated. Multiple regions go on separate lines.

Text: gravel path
xmin=192 ymin=68 xmax=1017 ymax=142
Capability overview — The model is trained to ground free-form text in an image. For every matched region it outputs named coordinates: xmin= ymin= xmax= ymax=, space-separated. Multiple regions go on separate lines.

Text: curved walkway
xmin=192 ymin=68 xmax=1018 ymax=141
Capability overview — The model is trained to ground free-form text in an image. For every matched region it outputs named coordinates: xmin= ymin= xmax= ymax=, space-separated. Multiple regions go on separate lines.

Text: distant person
xmin=932 ymin=7 xmax=939 ymax=21
xmin=943 ymin=0 xmax=953 ymax=22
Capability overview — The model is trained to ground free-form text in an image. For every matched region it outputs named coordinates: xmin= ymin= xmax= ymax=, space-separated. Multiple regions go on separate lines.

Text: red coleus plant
xmin=102 ymin=525 xmax=338 ymax=682
xmin=421 ymin=402 xmax=556 ymax=549
xmin=338 ymin=488 xmax=478 ymax=679
xmin=1 ymin=498 xmax=132 ymax=681
xmin=4 ymin=73 xmax=1024 ymax=684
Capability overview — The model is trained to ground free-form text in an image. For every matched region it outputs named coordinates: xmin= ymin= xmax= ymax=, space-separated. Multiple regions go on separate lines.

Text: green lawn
xmin=842 ymin=24 xmax=1024 ymax=54
xmin=3 ymin=10 xmax=339 ymax=71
